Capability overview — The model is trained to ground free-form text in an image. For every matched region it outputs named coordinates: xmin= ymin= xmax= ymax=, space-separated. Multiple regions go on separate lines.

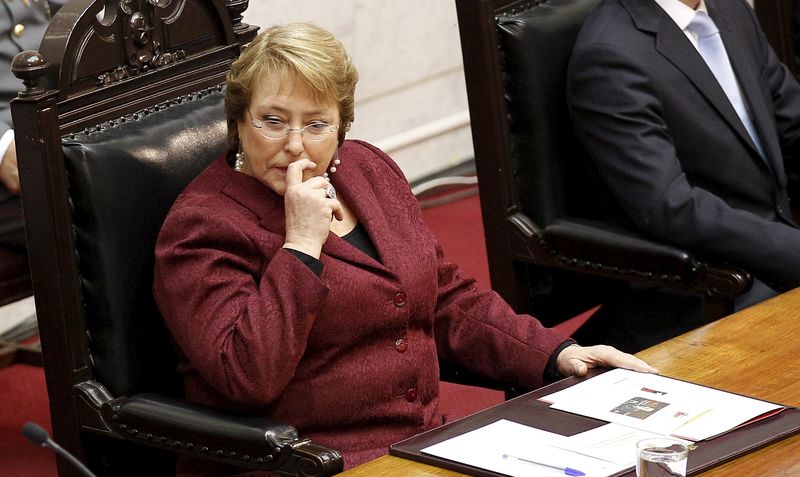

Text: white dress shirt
xmin=654 ymin=0 xmax=709 ymax=49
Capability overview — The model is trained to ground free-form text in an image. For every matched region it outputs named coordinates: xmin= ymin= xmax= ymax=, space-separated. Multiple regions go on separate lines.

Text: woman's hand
xmin=282 ymin=159 xmax=343 ymax=258
xmin=556 ymin=344 xmax=659 ymax=378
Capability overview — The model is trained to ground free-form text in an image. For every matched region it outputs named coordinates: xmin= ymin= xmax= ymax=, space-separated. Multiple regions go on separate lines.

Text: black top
xmin=341 ymin=222 xmax=379 ymax=262
xmin=286 ymin=221 xmax=379 ymax=276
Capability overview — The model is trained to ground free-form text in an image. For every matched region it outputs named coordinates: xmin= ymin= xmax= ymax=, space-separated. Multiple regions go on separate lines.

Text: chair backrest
xmin=497 ymin=0 xmax=605 ymax=226
xmin=455 ymin=0 xmax=610 ymax=314
xmin=754 ymin=0 xmax=800 ymax=217
xmin=62 ymin=88 xmax=227 ymax=398
xmin=11 ymin=0 xmax=256 ymax=473
xmin=754 ymin=0 xmax=798 ymax=76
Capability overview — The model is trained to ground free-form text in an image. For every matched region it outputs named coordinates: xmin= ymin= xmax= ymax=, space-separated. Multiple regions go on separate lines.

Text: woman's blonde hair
xmin=225 ymin=22 xmax=359 ymax=149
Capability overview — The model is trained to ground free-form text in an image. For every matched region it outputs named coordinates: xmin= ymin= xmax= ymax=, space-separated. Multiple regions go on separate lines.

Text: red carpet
xmin=0 ymin=364 xmax=55 ymax=476
xmin=420 ymin=192 xmax=492 ymax=289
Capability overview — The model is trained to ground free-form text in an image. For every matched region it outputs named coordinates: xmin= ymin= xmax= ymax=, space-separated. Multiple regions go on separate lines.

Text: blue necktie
xmin=687 ymin=11 xmax=766 ymax=159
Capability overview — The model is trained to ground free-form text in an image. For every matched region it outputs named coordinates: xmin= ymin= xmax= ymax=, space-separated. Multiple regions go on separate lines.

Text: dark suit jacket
xmin=153 ymin=140 xmax=567 ymax=471
xmin=568 ymin=0 xmax=800 ymax=290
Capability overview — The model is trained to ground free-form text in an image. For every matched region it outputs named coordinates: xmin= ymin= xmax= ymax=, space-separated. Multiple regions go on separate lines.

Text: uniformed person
xmin=0 ymin=0 xmax=63 ymax=250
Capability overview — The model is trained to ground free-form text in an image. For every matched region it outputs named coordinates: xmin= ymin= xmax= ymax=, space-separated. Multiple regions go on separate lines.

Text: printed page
xmin=540 ymin=369 xmax=783 ymax=441
xmin=422 ymin=419 xmax=630 ymax=477
xmin=554 ymin=423 xmax=692 ymax=466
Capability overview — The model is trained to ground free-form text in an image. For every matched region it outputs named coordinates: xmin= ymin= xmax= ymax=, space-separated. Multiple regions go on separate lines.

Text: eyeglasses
xmin=248 ymin=111 xmax=339 ymax=142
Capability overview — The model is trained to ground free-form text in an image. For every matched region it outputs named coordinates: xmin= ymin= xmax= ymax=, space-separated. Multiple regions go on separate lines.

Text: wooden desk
xmin=340 ymin=287 xmax=800 ymax=476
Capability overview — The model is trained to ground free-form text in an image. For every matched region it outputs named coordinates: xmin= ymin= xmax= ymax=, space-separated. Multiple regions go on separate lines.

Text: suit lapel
xmin=219 ymin=159 xmax=286 ymax=234
xmin=220 ymin=147 xmax=406 ymax=279
xmin=623 ymin=0 xmax=763 ymax=161
xmin=709 ymin=1 xmax=782 ymax=173
xmin=323 ymin=159 xmax=402 ymax=278
xmin=219 ymin=158 xmax=386 ymax=273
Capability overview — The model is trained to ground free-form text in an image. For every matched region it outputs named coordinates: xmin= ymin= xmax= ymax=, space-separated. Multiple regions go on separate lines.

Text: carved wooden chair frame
xmin=11 ymin=1 xmax=341 ymax=475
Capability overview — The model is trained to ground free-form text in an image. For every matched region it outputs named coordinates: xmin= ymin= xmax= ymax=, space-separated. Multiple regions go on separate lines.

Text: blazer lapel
xmin=709 ymin=1 xmax=782 ymax=174
xmin=623 ymin=0 xmax=761 ymax=160
xmin=219 ymin=160 xmax=287 ymax=235
xmin=322 ymin=165 xmax=399 ymax=277
xmin=217 ymin=159 xmax=374 ymax=270
xmin=219 ymin=150 xmax=404 ymax=279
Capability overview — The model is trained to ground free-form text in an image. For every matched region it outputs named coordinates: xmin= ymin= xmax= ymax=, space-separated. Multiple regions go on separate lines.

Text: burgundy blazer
xmin=153 ymin=140 xmax=567 ymax=472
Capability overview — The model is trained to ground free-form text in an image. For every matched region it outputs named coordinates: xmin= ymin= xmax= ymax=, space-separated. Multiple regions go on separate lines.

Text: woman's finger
xmin=285 ymin=159 xmax=317 ymax=189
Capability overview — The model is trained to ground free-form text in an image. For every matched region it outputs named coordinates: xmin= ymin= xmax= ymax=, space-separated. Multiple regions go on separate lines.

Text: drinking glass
xmin=636 ymin=437 xmax=688 ymax=477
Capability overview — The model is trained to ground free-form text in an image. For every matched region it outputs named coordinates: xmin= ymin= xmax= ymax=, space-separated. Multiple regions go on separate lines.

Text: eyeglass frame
xmin=247 ymin=110 xmax=341 ymax=142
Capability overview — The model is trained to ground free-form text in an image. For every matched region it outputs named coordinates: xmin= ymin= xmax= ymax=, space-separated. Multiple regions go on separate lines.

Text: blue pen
xmin=502 ymin=453 xmax=586 ymax=476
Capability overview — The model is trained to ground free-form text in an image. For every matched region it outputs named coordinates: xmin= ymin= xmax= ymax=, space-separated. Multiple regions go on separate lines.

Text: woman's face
xmin=237 ymin=73 xmax=340 ymax=196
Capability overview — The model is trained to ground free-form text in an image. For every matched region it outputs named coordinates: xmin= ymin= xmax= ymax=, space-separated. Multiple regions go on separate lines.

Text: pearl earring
xmin=234 ymin=147 xmax=245 ymax=172
xmin=324 ymin=149 xmax=341 ymax=179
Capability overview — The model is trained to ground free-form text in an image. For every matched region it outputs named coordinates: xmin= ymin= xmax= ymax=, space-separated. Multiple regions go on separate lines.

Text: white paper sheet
xmin=540 ymin=368 xmax=783 ymax=441
xmin=422 ymin=419 xmax=630 ymax=477
xmin=554 ymin=423 xmax=692 ymax=466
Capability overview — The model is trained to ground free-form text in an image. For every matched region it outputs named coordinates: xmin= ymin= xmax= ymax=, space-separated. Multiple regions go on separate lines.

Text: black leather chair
xmin=755 ymin=0 xmax=798 ymax=76
xmin=755 ymin=0 xmax=800 ymax=219
xmin=454 ymin=0 xmax=753 ymax=334
xmin=11 ymin=1 xmax=341 ymax=475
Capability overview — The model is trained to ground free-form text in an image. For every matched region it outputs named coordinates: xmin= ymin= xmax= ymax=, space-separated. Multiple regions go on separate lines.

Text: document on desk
xmin=540 ymin=368 xmax=785 ymax=441
xmin=421 ymin=419 xmax=633 ymax=477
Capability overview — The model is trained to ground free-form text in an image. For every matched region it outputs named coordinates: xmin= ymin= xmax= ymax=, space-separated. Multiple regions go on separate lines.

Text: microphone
xmin=22 ymin=421 xmax=98 ymax=477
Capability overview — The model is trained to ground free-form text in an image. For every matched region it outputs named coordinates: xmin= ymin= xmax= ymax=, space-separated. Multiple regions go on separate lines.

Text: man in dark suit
xmin=568 ymin=0 xmax=800 ymax=309
xmin=1 ymin=0 xmax=62 ymax=251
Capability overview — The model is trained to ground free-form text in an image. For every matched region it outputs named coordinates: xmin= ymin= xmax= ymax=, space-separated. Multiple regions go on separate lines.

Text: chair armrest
xmin=96 ymin=391 xmax=342 ymax=476
xmin=544 ymin=218 xmax=697 ymax=278
xmin=507 ymin=214 xmax=751 ymax=298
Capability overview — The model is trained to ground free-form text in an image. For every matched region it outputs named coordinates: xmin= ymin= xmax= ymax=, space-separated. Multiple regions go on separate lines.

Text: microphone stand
xmin=22 ymin=421 xmax=98 ymax=477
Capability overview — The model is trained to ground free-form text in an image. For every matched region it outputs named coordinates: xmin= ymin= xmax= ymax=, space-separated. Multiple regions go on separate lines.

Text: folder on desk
xmin=390 ymin=369 xmax=800 ymax=477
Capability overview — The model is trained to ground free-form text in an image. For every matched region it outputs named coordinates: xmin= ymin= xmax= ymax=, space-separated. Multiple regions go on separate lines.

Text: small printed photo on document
xmin=610 ymin=397 xmax=670 ymax=420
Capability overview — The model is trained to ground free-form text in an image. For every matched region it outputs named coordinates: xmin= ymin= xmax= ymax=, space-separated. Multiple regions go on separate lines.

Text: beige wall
xmin=242 ymin=1 xmax=766 ymax=180
xmin=242 ymin=1 xmax=473 ymax=182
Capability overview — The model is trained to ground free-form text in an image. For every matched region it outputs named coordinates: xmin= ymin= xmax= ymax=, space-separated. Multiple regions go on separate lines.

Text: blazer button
xmin=13 ymin=24 xmax=26 ymax=38
xmin=394 ymin=291 xmax=407 ymax=307
xmin=405 ymin=388 xmax=418 ymax=402
xmin=394 ymin=338 xmax=408 ymax=353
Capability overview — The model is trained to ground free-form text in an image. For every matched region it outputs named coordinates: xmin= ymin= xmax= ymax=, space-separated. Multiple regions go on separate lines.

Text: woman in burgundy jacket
xmin=153 ymin=22 xmax=657 ymax=474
